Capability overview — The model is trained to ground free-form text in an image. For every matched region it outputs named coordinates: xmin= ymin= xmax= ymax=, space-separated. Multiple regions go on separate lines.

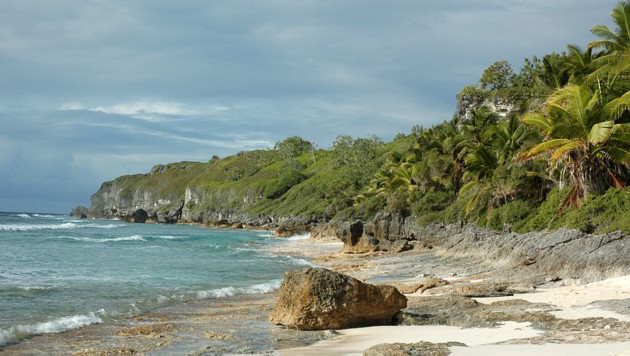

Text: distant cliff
xmin=80 ymin=136 xmax=389 ymax=231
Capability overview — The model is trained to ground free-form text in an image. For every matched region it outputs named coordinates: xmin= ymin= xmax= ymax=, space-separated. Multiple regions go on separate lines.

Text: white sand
xmin=476 ymin=275 xmax=630 ymax=321
xmin=277 ymin=275 xmax=630 ymax=356
xmin=276 ymin=321 xmax=543 ymax=355
xmin=450 ymin=343 xmax=630 ymax=355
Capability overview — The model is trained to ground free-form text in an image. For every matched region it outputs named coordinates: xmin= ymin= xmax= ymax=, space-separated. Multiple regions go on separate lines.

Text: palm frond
xmin=588 ymin=121 xmax=615 ymax=144
xmin=525 ymin=139 xmax=573 ymax=160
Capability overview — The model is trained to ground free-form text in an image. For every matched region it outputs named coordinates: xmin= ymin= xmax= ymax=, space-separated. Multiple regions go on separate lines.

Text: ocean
xmin=0 ymin=212 xmax=312 ymax=348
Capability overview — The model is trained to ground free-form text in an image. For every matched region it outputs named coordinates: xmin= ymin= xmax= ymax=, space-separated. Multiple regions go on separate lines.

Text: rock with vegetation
xmin=269 ymin=268 xmax=407 ymax=330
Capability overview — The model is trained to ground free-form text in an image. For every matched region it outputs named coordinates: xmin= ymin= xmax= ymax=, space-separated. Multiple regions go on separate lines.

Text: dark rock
xmin=70 ymin=205 xmax=89 ymax=219
xmin=130 ymin=209 xmax=148 ymax=223
xmin=337 ymin=221 xmax=379 ymax=253
xmin=269 ymin=268 xmax=407 ymax=330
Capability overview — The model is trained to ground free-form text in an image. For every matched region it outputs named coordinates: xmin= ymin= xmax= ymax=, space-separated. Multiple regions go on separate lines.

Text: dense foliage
xmin=100 ymin=3 xmax=630 ymax=234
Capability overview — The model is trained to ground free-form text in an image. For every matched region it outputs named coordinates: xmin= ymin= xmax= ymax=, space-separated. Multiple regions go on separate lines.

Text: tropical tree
xmin=486 ymin=115 xmax=538 ymax=165
xmin=588 ymin=1 xmax=630 ymax=99
xmin=541 ymin=53 xmax=570 ymax=89
xmin=461 ymin=106 xmax=500 ymax=145
xmin=564 ymin=44 xmax=597 ymax=84
xmin=459 ymin=144 xmax=498 ymax=216
xmin=521 ymin=84 xmax=630 ymax=207
xmin=589 ymin=1 xmax=630 ymax=53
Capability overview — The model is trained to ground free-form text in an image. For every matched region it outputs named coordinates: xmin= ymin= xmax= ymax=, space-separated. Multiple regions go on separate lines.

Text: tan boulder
xmin=269 ymin=268 xmax=407 ymax=330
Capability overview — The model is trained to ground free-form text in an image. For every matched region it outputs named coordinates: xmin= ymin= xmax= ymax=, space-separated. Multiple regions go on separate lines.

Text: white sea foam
xmin=101 ymin=235 xmax=145 ymax=242
xmin=154 ymin=235 xmax=186 ymax=240
xmin=0 ymin=222 xmax=120 ymax=231
xmin=0 ymin=312 xmax=103 ymax=346
xmin=16 ymin=214 xmax=30 ymax=219
xmin=32 ymin=214 xmax=57 ymax=218
xmin=195 ymin=280 xmax=282 ymax=300
xmin=57 ymin=235 xmax=145 ymax=243
xmin=16 ymin=285 xmax=57 ymax=292
xmin=287 ymin=232 xmax=311 ymax=241
xmin=283 ymin=255 xmax=315 ymax=267
xmin=256 ymin=232 xmax=274 ymax=238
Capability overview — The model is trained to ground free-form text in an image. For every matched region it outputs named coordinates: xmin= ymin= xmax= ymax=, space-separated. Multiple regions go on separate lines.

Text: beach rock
xmin=363 ymin=341 xmax=467 ymax=356
xmin=456 ymin=282 xmax=513 ymax=298
xmin=396 ymin=278 xmax=450 ymax=295
xmin=269 ymin=268 xmax=407 ymax=330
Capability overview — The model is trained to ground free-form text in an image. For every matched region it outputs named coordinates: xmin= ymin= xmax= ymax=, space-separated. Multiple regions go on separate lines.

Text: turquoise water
xmin=0 ymin=212 xmax=310 ymax=347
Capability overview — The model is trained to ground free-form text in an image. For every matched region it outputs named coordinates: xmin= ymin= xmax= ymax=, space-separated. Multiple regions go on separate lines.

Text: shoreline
xmin=3 ymin=227 xmax=630 ymax=355
xmin=0 ymin=231 xmax=338 ymax=355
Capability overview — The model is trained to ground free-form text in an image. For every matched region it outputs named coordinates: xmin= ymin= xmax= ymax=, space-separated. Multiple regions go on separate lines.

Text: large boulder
xmin=269 ymin=268 xmax=407 ymax=330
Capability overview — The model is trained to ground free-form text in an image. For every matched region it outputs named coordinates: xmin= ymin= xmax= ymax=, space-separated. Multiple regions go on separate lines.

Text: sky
xmin=0 ymin=0 xmax=618 ymax=213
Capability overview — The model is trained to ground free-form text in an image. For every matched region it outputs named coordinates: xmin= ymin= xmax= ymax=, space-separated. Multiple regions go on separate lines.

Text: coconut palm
xmin=521 ymin=84 xmax=630 ymax=207
xmin=486 ymin=115 xmax=537 ymax=165
xmin=588 ymin=1 xmax=630 ymax=98
xmin=564 ymin=44 xmax=597 ymax=84
xmin=541 ymin=53 xmax=571 ymax=89
xmin=589 ymin=1 xmax=630 ymax=53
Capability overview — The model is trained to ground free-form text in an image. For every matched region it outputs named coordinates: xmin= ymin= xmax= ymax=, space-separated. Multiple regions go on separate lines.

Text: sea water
xmin=0 ymin=212 xmax=311 ymax=347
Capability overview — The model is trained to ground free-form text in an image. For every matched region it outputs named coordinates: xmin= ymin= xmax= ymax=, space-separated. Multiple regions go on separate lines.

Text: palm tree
xmin=486 ymin=115 xmax=537 ymax=165
xmin=521 ymin=84 xmax=630 ymax=207
xmin=461 ymin=106 xmax=499 ymax=144
xmin=541 ymin=53 xmax=571 ymax=89
xmin=565 ymin=44 xmax=597 ymax=84
xmin=588 ymin=1 xmax=630 ymax=98
xmin=430 ymin=120 xmax=468 ymax=194
xmin=589 ymin=1 xmax=630 ymax=53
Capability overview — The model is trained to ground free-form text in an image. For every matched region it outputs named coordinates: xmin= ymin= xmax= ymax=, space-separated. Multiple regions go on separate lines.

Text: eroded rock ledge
xmin=315 ymin=214 xmax=630 ymax=283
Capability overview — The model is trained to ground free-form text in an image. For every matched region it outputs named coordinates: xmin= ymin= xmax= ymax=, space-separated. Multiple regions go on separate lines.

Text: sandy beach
xmin=3 ymin=234 xmax=630 ymax=355
xmin=272 ymin=237 xmax=630 ymax=356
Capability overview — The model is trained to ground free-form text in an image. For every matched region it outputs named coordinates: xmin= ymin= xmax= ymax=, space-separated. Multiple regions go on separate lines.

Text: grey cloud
xmin=0 ymin=0 xmax=617 ymax=212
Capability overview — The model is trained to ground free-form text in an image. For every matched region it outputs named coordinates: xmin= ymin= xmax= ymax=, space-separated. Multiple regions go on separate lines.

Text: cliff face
xmin=89 ymin=177 xmax=183 ymax=223
xmin=85 ymin=147 xmax=339 ymax=228
xmin=88 ymin=169 xmax=268 ymax=225
xmin=455 ymin=93 xmax=518 ymax=121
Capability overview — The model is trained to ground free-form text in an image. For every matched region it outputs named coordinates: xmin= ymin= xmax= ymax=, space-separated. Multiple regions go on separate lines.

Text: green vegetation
xmin=99 ymin=3 xmax=630 ymax=234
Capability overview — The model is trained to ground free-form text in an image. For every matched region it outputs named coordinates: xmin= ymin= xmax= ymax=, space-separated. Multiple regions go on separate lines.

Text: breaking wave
xmin=0 ymin=312 xmax=103 ymax=347
xmin=56 ymin=235 xmax=146 ymax=243
xmin=0 ymin=223 xmax=120 ymax=231
xmin=194 ymin=280 xmax=282 ymax=300
xmin=287 ymin=232 xmax=311 ymax=241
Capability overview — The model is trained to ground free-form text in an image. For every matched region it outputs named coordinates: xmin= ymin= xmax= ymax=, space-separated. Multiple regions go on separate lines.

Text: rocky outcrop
xmin=70 ymin=205 xmax=89 ymax=218
xmin=331 ymin=213 xmax=414 ymax=254
xmin=273 ymin=216 xmax=326 ymax=237
xmin=269 ymin=268 xmax=407 ymax=330
xmin=455 ymin=93 xmax=518 ymax=121
xmin=320 ymin=214 xmax=630 ymax=282
xmin=414 ymin=223 xmax=630 ymax=283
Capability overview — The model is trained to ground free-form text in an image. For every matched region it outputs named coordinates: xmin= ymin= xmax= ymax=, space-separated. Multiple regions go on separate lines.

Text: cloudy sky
xmin=0 ymin=0 xmax=617 ymax=213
